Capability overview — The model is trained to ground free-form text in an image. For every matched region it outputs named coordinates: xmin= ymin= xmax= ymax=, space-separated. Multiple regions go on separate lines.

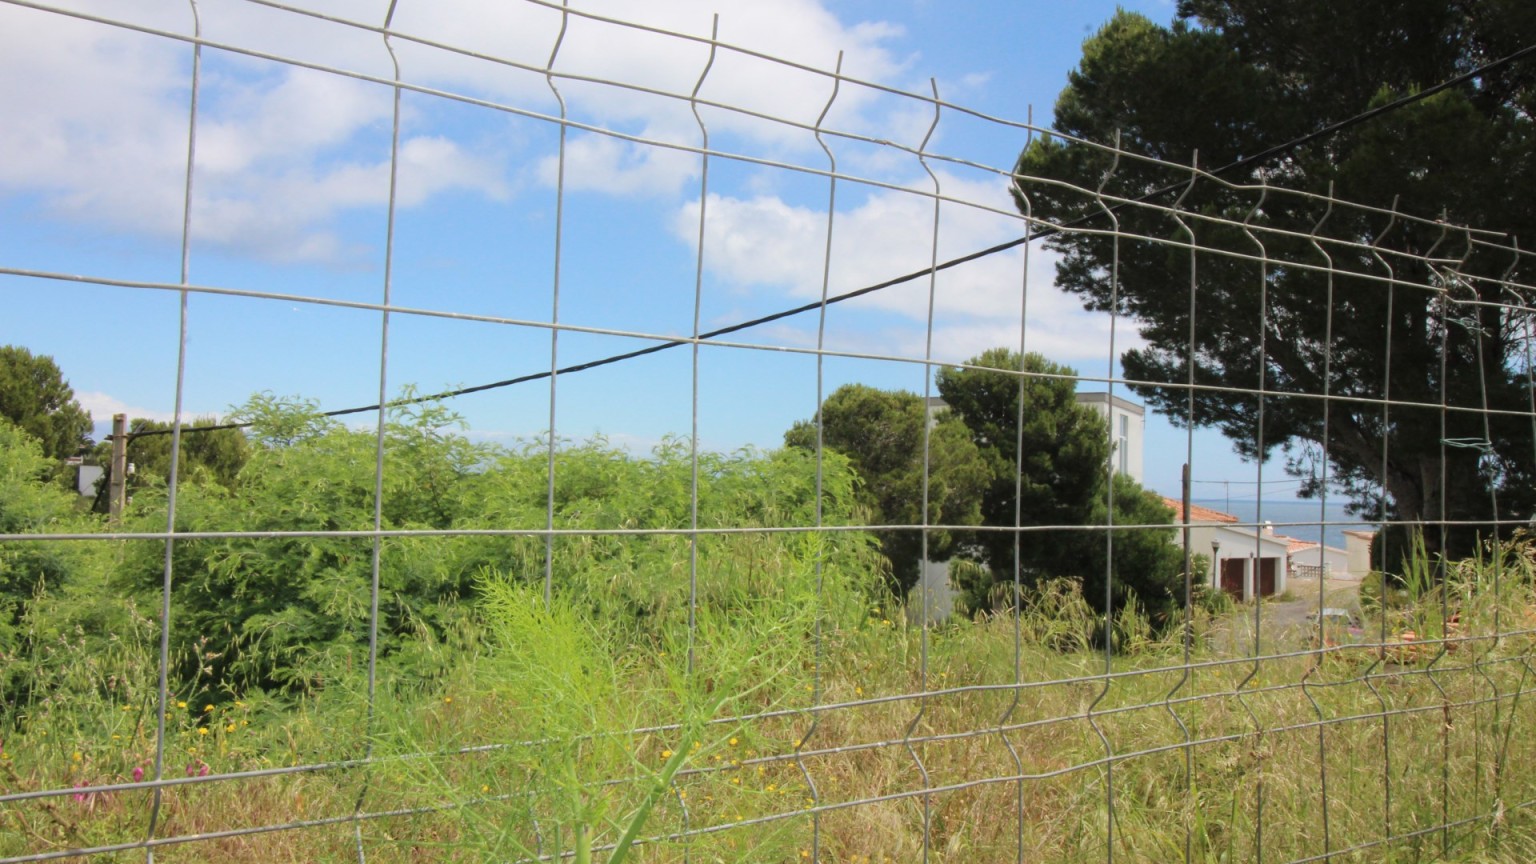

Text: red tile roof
xmin=1280 ymin=536 xmax=1318 ymax=555
xmin=1160 ymin=498 xmax=1239 ymax=524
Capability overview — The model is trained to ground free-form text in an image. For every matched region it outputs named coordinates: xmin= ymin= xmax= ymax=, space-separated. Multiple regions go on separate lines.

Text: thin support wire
xmin=144 ymin=2 xmax=200 ymax=860
xmin=1467 ymin=261 xmax=1505 ymax=840
xmin=1230 ymin=175 xmax=1275 ymax=864
xmin=1428 ymin=227 xmax=1462 ymax=858
xmin=1002 ymin=105 xmax=1035 ymax=864
xmin=1083 ymin=130 xmax=1123 ymax=864
xmin=905 ymin=77 xmax=943 ymax=864
xmin=351 ymin=5 xmax=404 ymax=861
xmin=1301 ymin=185 xmax=1337 ymax=861
xmin=541 ymin=0 xmax=570 ymax=609
xmin=1364 ymin=196 xmax=1402 ymax=847
xmin=795 ymin=48 xmax=844 ymax=864
xmin=1163 ymin=150 xmax=1204 ymax=864
xmin=679 ymin=16 xmax=719 ymax=858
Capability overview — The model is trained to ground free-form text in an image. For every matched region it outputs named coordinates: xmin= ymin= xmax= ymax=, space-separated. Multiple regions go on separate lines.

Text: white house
xmin=1163 ymin=498 xmax=1289 ymax=601
xmin=1075 ymin=392 xmax=1145 ymax=485
xmin=1344 ymin=530 xmax=1377 ymax=577
xmin=1281 ymin=535 xmax=1354 ymax=580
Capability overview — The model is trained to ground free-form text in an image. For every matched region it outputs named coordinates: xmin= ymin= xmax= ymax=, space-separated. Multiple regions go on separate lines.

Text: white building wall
xmin=1184 ymin=523 xmax=1289 ymax=600
xmin=1075 ymin=392 xmax=1144 ymax=485
xmin=1344 ymin=531 xmax=1376 ymax=577
xmin=1290 ymin=544 xmax=1352 ymax=579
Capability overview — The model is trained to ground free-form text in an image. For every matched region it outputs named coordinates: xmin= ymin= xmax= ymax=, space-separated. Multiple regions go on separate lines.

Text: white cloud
xmin=674 ymin=172 xmax=1143 ymax=368
xmin=0 ymin=2 xmax=503 ymax=264
xmin=75 ymin=392 xmax=186 ymax=425
xmin=539 ymin=133 xmax=700 ymax=196
xmin=0 ymin=0 xmax=941 ymax=259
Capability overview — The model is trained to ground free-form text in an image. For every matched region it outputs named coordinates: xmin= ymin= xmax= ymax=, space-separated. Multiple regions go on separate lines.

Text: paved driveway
xmin=1261 ymin=573 xmax=1363 ymax=630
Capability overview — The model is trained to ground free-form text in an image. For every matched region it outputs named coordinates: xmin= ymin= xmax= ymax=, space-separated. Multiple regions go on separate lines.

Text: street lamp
xmin=1211 ymin=539 xmax=1221 ymax=586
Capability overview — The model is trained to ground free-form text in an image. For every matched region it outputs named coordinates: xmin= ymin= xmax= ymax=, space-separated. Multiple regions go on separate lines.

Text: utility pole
xmin=109 ymin=413 xmax=127 ymax=525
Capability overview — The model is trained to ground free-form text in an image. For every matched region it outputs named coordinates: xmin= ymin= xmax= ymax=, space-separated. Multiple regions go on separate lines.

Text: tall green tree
xmin=784 ymin=384 xmax=993 ymax=595
xmin=0 ymin=346 xmax=92 ymax=462
xmin=127 ymin=419 xmax=249 ymax=491
xmin=1015 ymin=2 xmax=1536 ymax=565
xmin=936 ymin=349 xmax=1109 ymax=581
xmin=936 ymin=349 xmax=1180 ymax=616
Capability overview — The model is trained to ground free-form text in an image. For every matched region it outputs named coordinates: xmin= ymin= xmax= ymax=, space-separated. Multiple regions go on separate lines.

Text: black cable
xmin=122 ymin=40 xmax=1536 ymax=442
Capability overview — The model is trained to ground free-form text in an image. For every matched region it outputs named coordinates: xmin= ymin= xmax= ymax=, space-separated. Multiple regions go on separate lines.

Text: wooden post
xmin=109 ymin=413 xmax=127 ymax=525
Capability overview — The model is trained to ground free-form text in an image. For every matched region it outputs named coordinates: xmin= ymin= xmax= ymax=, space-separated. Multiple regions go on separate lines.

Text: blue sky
xmin=0 ymin=0 xmax=1318 ymax=504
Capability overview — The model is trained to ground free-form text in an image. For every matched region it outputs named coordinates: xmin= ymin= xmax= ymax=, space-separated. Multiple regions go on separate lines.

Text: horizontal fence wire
xmin=2 ymin=1 xmax=1536 ymax=863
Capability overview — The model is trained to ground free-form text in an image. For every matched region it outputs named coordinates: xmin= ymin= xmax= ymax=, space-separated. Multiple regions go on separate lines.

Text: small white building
xmin=1075 ymin=392 xmax=1145 ymax=485
xmin=1280 ymin=535 xmax=1353 ymax=580
xmin=76 ymin=463 xmax=103 ymax=497
xmin=1163 ymin=498 xmax=1289 ymax=601
xmin=1344 ymin=530 xmax=1377 ymax=577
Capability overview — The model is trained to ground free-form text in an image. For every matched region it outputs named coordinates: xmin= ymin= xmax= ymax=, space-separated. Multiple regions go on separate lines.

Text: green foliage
xmin=462 ymin=551 xmax=828 ymax=863
xmin=83 ymin=416 xmax=251 ymax=513
xmin=0 ymin=422 xmax=93 ymax=649
xmin=116 ymin=394 xmax=879 ymax=699
xmin=0 ymin=345 xmax=92 ymax=463
xmin=0 ymin=420 xmax=116 ymax=711
xmin=784 ymin=383 xmax=992 ymax=595
xmin=128 ymin=418 xmax=249 ymax=492
xmin=1079 ymin=474 xmax=1184 ymax=622
xmin=1016 ymin=2 xmax=1536 ymax=560
xmin=936 ymin=349 xmax=1109 ymax=587
xmin=935 ymin=349 xmax=1182 ymax=619
xmin=1358 ymin=570 xmax=1409 ymax=614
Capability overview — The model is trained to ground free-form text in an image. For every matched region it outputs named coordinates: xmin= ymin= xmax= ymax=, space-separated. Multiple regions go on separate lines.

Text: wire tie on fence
xmin=1441 ymin=437 xmax=1493 ymax=452
xmin=1448 ymin=315 xmax=1491 ymax=335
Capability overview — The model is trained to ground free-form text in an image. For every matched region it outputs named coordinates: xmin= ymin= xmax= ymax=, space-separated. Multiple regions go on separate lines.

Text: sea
xmin=1190 ymin=498 xmax=1368 ymax=550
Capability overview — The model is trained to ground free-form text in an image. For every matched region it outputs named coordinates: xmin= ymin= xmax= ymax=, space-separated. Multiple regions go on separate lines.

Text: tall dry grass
xmin=5 ymin=549 xmax=1536 ymax=863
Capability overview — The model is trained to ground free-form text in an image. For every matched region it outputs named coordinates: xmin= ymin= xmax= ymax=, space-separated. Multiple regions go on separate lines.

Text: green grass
xmin=5 ymin=551 xmax=1536 ymax=863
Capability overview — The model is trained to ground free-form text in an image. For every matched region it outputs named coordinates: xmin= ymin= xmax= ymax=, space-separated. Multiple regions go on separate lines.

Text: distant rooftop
xmin=1161 ymin=497 xmax=1239 ymax=524
xmin=1075 ymin=391 xmax=1144 ymax=415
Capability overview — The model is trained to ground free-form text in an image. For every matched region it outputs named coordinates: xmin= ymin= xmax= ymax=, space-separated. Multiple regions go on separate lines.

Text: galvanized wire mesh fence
xmin=3 ymin=1 xmax=1536 ymax=862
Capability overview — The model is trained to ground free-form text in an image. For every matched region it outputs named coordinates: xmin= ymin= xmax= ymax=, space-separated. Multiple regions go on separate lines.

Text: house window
xmin=1117 ymin=414 xmax=1129 ymax=474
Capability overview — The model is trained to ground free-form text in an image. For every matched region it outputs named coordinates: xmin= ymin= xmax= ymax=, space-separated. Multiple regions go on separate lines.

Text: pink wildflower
xmin=132 ymin=766 xmax=145 ymax=783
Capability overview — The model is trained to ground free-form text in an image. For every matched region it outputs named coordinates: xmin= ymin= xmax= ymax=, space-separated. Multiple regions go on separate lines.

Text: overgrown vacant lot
xmin=5 ymin=554 xmax=1536 ymax=863
xmin=5 ymin=411 xmax=1536 ymax=862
